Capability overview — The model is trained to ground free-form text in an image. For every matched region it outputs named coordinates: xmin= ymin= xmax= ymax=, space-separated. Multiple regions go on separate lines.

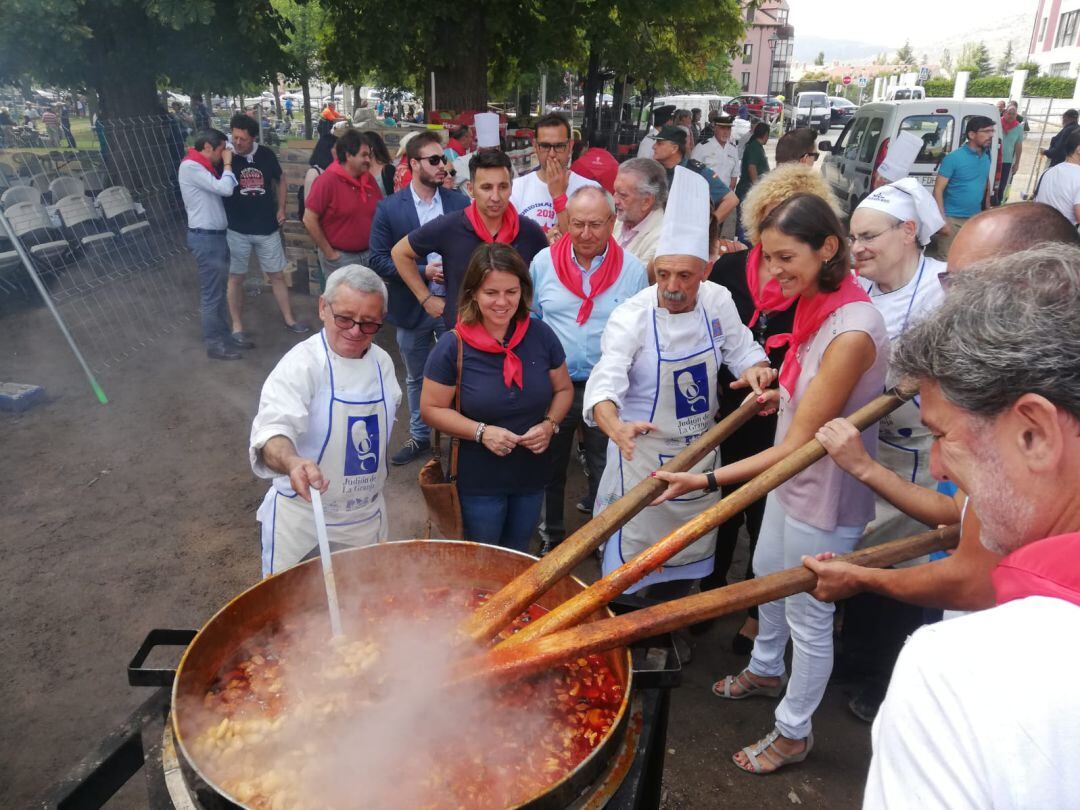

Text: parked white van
xmin=819 ymin=100 xmax=1002 ymax=215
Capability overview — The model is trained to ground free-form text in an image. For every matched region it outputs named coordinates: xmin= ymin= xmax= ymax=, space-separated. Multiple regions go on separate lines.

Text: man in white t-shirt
xmin=1034 ymin=128 xmax=1080 ymax=225
xmin=691 ymin=115 xmax=740 ymax=191
xmin=510 ymin=112 xmax=599 ymax=235
xmin=859 ymin=242 xmax=1080 ymax=810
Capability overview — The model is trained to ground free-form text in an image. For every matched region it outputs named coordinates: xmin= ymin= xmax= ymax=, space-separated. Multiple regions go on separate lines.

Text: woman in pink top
xmin=654 ymin=194 xmax=889 ymax=774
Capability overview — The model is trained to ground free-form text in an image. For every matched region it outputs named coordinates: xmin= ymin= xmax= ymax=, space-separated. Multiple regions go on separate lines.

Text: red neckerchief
xmin=182 ymin=148 xmax=220 ymax=177
xmin=1002 ymin=117 xmax=1020 ymax=133
xmin=992 ymin=532 xmax=1080 ymax=608
xmin=455 ymin=316 xmax=531 ymax=390
xmin=551 ymin=234 xmax=624 ymax=325
xmin=327 ymin=160 xmax=377 ymax=201
xmin=745 ymin=244 xmax=796 ymax=334
xmin=448 ymin=137 xmax=466 ymax=154
xmin=464 ymin=201 xmax=521 ymax=244
xmin=772 ymin=273 xmax=871 ymax=396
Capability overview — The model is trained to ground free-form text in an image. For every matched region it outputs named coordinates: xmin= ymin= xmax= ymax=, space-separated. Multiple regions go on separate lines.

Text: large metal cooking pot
xmin=170 ymin=540 xmax=634 ymax=809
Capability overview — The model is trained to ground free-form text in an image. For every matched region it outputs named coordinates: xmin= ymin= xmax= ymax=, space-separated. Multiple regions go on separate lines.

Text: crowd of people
xmin=171 ymin=102 xmax=1080 ymax=805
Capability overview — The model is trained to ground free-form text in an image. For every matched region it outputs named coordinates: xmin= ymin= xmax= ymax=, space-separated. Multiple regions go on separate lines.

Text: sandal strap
xmin=741 ymin=729 xmax=783 ymax=774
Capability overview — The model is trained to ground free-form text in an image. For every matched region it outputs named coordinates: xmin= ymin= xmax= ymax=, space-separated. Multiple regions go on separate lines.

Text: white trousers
xmin=748 ymin=493 xmax=865 ymax=740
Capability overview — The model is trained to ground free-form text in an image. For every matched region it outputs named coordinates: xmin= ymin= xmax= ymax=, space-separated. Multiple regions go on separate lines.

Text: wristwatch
xmin=544 ymin=415 xmax=560 ymax=434
xmin=704 ymin=470 xmax=719 ymax=492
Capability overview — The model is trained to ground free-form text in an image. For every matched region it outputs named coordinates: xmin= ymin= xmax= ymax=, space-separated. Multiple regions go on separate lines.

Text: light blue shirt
xmin=939 ymin=143 xmax=991 ymax=219
xmin=410 ymin=184 xmax=444 ymax=265
xmin=530 ymin=244 xmax=648 ymax=381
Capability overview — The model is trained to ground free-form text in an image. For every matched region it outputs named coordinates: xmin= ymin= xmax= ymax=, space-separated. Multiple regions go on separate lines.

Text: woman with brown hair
xmin=421 ymin=243 xmax=573 ymax=551
xmin=701 ymin=164 xmax=845 ymax=652
xmin=654 ymin=193 xmax=889 ymax=774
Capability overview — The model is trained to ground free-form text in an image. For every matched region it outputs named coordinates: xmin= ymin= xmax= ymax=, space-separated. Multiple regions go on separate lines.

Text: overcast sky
xmin=787 ymin=0 xmax=1039 ymax=46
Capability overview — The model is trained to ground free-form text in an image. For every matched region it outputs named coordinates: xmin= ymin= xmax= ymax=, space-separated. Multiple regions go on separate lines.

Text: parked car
xmin=819 ymin=100 xmax=1002 ymax=215
xmin=784 ymin=91 xmax=831 ymax=134
xmin=724 ymin=94 xmax=783 ymax=119
xmin=828 ymin=97 xmax=857 ymax=126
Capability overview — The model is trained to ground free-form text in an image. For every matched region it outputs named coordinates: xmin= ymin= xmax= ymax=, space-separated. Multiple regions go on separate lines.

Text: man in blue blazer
xmin=369 ymin=131 xmax=469 ymax=465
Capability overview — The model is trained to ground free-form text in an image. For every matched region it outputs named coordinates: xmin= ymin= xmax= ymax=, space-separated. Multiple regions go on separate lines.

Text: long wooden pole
xmin=457 ymin=524 xmax=958 ymax=687
xmin=456 ymin=394 xmax=763 ymax=644
xmin=496 ymin=390 xmax=908 ymax=650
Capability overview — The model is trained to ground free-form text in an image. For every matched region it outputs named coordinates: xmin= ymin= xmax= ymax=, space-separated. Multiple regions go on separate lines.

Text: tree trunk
xmin=582 ymin=46 xmax=602 ymax=143
xmin=427 ymin=14 xmax=488 ymax=112
xmin=272 ymin=78 xmax=283 ymax=120
xmin=609 ymin=75 xmax=627 ymax=152
xmin=301 ymin=80 xmax=313 ymax=139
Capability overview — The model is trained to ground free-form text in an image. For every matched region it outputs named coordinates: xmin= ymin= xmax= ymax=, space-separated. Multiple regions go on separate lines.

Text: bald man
xmin=528 ymin=186 xmax=650 ymax=554
xmin=805 ymin=202 xmax=1080 ymax=610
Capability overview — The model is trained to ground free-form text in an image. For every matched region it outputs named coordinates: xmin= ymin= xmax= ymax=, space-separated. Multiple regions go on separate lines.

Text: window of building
xmin=775 ymin=8 xmax=788 ymax=23
xmin=745 ymin=4 xmax=755 ymax=22
xmin=1039 ymin=17 xmax=1048 ymax=41
xmin=742 ymin=72 xmax=751 ymax=92
xmin=744 ymin=43 xmax=753 ymax=62
xmin=1055 ymin=10 xmax=1079 ymax=48
xmin=1049 ymin=62 xmax=1071 ymax=76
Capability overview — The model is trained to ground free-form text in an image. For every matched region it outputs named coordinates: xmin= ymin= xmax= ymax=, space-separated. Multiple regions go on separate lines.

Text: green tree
xmin=0 ymin=0 xmax=289 ymax=118
xmin=896 ymin=40 xmax=916 ymax=65
xmin=941 ymin=48 xmax=953 ymax=77
xmin=997 ymin=40 xmax=1015 ymax=75
xmin=958 ymin=41 xmax=992 ymax=78
xmin=1015 ymin=60 xmax=1041 ymax=77
xmin=814 ymin=51 xmax=825 ymax=66
xmin=273 ymin=0 xmax=328 ymax=138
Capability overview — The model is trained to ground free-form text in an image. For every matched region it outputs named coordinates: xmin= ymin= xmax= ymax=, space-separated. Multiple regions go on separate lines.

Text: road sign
xmin=842 ymin=75 xmax=852 ymax=86
xmin=919 ymin=67 xmax=931 ymax=81
xmin=857 ymin=76 xmax=868 ymax=88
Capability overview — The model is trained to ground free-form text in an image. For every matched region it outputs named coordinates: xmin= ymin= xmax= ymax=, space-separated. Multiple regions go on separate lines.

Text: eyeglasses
xmin=568 ymin=217 xmax=612 ymax=231
xmin=328 ymin=304 xmax=383 ymax=334
xmin=536 ymin=141 xmax=569 ymax=153
xmin=415 ymin=154 xmax=448 ymax=166
xmin=847 ymin=222 xmax=903 ymax=246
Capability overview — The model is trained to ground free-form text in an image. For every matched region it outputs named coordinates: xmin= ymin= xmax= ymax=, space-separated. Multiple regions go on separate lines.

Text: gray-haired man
xmin=862 ymin=243 xmax=1080 ymax=808
xmin=612 ymin=158 xmax=668 ymax=271
xmin=249 ymin=264 xmax=402 ymax=577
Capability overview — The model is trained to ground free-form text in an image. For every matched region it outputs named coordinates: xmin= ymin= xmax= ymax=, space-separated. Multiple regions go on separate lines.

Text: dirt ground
xmin=0 ymin=272 xmax=878 ymax=809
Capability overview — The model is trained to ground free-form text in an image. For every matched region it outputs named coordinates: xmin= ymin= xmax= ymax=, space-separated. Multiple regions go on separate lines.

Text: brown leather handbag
xmin=418 ymin=331 xmax=464 ymax=539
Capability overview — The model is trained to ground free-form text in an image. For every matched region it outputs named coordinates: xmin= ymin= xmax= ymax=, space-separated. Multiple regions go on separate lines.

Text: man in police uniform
xmin=652 ymin=125 xmax=738 ymax=227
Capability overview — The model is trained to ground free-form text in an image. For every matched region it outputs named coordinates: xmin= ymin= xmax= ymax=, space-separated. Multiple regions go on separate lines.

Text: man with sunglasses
xmin=930 ymin=116 xmax=995 ymax=260
xmin=250 ymin=264 xmax=401 ymax=577
xmin=369 ymin=131 xmax=469 ymax=466
xmin=510 ymin=112 xmax=599 ymax=234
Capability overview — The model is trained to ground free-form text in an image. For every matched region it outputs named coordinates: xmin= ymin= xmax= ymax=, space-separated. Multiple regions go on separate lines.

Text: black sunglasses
xmin=415 ymin=154 xmax=449 ymax=166
xmin=328 ymin=304 xmax=383 ymax=334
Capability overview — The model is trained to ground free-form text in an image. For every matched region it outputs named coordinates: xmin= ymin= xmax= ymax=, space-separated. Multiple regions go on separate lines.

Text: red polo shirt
xmin=305 ymin=165 xmax=381 ymax=252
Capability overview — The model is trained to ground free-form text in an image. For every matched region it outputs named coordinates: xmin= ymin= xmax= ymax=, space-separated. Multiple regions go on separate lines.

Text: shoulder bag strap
xmin=432 ymin=329 xmax=464 ymax=481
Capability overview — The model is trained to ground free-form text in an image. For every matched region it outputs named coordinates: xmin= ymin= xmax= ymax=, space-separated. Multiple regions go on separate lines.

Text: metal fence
xmin=0 ymin=115 xmax=200 ymax=398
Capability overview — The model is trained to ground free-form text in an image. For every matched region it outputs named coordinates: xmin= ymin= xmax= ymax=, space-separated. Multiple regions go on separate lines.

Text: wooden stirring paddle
xmin=455 ymin=524 xmax=958 ymax=687
xmin=456 ymin=393 xmax=763 ymax=644
xmin=496 ymin=389 xmax=910 ymax=650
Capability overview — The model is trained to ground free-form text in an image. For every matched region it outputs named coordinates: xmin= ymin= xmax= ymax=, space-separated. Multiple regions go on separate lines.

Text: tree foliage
xmin=957 ymin=41 xmax=993 ymax=78
xmin=997 ymin=41 xmax=1015 ymax=75
xmin=941 ymin=48 xmax=953 ymax=77
xmin=1014 ymin=60 xmax=1040 ymax=77
xmin=814 ymin=51 xmax=825 ymax=66
xmin=0 ymin=0 xmax=290 ymax=117
xmin=896 ymin=40 xmax=916 ymax=66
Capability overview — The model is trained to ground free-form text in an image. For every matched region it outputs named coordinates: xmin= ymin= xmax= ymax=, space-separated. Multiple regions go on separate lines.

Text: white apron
xmin=598 ymin=305 xmax=724 ymax=591
xmin=257 ymin=334 xmax=391 ymax=577
xmin=861 ymin=257 xmax=936 ymax=556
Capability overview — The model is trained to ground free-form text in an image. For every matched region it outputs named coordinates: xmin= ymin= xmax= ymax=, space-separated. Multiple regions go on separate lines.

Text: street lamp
xmin=768 ymin=34 xmax=778 ymax=96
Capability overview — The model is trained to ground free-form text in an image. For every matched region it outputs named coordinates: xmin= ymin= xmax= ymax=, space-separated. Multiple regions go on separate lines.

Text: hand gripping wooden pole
xmin=456 ymin=524 xmax=958 ymax=687
xmin=456 ymin=394 xmax=763 ymax=644
xmin=495 ymin=389 xmax=909 ymax=650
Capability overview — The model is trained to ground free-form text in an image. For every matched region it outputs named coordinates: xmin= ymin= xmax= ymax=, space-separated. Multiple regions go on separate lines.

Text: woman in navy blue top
xmin=422 ymin=243 xmax=573 ymax=552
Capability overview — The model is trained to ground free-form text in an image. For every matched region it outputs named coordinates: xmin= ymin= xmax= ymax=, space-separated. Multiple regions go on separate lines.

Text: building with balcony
xmin=1027 ymin=0 xmax=1080 ymax=77
xmin=730 ymin=0 xmax=794 ymax=96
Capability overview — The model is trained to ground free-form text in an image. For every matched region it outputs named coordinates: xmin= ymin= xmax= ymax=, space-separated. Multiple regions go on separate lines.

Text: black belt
xmin=188 ymin=227 xmax=226 ymax=235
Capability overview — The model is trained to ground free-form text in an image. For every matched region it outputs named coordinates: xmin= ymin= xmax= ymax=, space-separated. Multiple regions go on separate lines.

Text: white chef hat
xmin=856 ymin=178 xmax=945 ymax=247
xmin=655 ymin=166 xmax=711 ymax=262
xmin=876 ymin=130 xmax=924 ymax=184
xmin=473 ymin=112 xmax=501 ymax=148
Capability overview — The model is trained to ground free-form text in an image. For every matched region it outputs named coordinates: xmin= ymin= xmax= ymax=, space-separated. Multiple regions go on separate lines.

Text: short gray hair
xmin=568 ymin=184 xmax=615 ymax=216
xmin=617 ymin=158 xmax=668 ymax=210
xmin=893 ymin=243 xmax=1080 ymax=421
xmin=323 ymin=264 xmax=389 ymax=313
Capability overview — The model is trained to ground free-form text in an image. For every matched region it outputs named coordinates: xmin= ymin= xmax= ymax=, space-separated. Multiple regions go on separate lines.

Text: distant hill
xmin=794 ymin=36 xmax=893 ymax=63
xmin=915 ymin=13 xmax=1035 ymax=65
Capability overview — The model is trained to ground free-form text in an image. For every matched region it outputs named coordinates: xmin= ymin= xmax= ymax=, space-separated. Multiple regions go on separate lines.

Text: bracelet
xmin=420 ymin=294 xmax=432 ymax=306
xmin=552 ymin=194 xmax=567 ymax=213
xmin=474 ymin=422 xmax=487 ymax=443
xmin=704 ymin=470 xmax=719 ymax=493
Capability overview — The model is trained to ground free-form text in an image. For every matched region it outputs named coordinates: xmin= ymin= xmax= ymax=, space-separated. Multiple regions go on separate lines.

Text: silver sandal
xmin=712 ymin=668 xmax=787 ymax=700
xmin=734 ymin=728 xmax=814 ymax=775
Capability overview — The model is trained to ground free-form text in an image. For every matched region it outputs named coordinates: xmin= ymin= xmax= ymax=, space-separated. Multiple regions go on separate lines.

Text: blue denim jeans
xmin=394 ymin=313 xmax=446 ymax=442
xmin=186 ymin=231 xmax=231 ymax=350
xmin=459 ymin=491 xmax=544 ymax=553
